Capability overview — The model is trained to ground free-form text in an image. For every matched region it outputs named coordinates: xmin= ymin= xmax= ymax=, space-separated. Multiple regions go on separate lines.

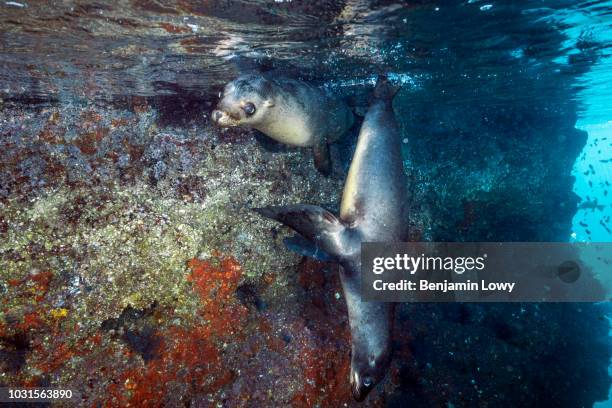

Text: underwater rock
xmin=0 ymin=98 xmax=352 ymax=406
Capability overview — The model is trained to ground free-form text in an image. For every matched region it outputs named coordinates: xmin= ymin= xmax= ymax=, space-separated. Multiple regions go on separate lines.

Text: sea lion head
xmin=349 ymin=337 xmax=392 ymax=401
xmin=211 ymin=74 xmax=276 ymax=128
xmin=346 ymin=300 xmax=395 ymax=402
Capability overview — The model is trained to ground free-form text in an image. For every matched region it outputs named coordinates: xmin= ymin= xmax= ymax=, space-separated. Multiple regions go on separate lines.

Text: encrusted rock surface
xmin=0 ymin=99 xmax=365 ymax=406
xmin=1 ymin=92 xmax=609 ymax=407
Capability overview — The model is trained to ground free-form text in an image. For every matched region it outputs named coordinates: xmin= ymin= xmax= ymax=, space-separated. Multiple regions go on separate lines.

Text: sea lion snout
xmin=210 ymin=108 xmax=239 ymax=127
xmin=349 ymin=358 xmax=389 ymax=401
xmin=348 ymin=317 xmax=394 ymax=401
xmin=351 ymin=371 xmax=376 ymax=402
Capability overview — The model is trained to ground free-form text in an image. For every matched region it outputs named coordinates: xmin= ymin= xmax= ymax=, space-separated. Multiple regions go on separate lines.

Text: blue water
xmin=567 ymin=1 xmax=612 ymax=244
xmin=561 ymin=4 xmax=612 ymax=405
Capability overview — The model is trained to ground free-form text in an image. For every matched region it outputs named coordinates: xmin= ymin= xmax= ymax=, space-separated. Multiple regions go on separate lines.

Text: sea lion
xmin=254 ymin=76 xmax=408 ymax=401
xmin=211 ymin=74 xmax=354 ymax=175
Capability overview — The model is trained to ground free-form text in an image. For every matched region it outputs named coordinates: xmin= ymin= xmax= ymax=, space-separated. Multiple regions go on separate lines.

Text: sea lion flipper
xmin=253 ymin=130 xmax=287 ymax=152
xmin=253 ymin=204 xmax=349 ymax=258
xmin=313 ymin=140 xmax=332 ymax=176
xmin=282 ymin=234 xmax=334 ymax=261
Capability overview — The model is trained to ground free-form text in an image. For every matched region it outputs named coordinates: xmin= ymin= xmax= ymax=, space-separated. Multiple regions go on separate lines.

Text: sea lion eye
xmin=243 ymin=102 xmax=256 ymax=116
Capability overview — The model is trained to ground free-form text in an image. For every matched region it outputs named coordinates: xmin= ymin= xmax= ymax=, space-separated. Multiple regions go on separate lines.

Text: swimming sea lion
xmin=211 ymin=74 xmax=354 ymax=175
xmin=254 ymin=76 xmax=408 ymax=401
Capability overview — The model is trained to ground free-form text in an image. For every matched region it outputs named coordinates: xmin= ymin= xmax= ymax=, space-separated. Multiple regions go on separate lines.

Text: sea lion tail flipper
xmin=253 ymin=204 xmax=348 ymax=259
xmin=283 ymin=234 xmax=334 ymax=262
xmin=313 ymin=140 xmax=332 ymax=176
xmin=373 ymin=75 xmax=401 ymax=100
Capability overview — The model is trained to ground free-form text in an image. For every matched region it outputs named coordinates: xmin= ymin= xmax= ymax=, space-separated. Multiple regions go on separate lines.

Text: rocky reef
xmin=0 ymin=98 xmax=361 ymax=406
xmin=0 ymin=87 xmax=609 ymax=406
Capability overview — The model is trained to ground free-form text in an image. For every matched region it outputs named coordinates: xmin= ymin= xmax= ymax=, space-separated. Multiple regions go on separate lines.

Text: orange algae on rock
xmin=129 ymin=96 xmax=149 ymax=113
xmin=159 ymin=22 xmax=191 ymax=33
xmin=105 ymin=256 xmax=247 ymax=406
xmin=107 ymin=326 xmax=233 ymax=407
xmin=186 ymin=256 xmax=248 ymax=337
xmin=111 ymin=118 xmax=129 ymax=128
xmin=35 ymin=341 xmax=77 ymax=373
xmin=75 ymin=128 xmax=109 ymax=155
xmin=28 ymin=271 xmax=53 ymax=301
xmin=290 ymin=325 xmax=353 ymax=408
xmin=5 ymin=271 xmax=54 ymax=332
xmin=7 ymin=270 xmax=54 ymax=302
xmin=187 ymin=256 xmax=242 ymax=302
xmin=4 ymin=283 xmax=100 ymax=383
xmin=4 ymin=254 xmax=360 ymax=406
